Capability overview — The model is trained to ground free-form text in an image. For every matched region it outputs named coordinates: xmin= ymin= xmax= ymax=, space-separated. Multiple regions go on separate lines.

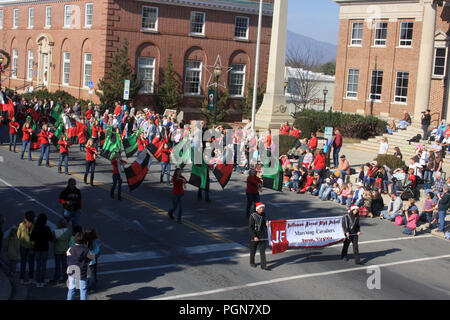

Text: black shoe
xmin=90 ymin=182 xmax=94 ymax=186
xmin=261 ymin=267 xmax=270 ymax=271
xmin=168 ymin=211 xmax=174 ymax=220
xmin=250 ymin=263 xmax=257 ymax=268
xmin=342 ymin=256 xmax=349 ymax=261
xmin=84 ymin=179 xmax=88 ymax=184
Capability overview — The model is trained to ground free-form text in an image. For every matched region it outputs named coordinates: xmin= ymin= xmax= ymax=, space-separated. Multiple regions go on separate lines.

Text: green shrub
xmin=279 ymin=134 xmax=298 ymax=156
xmin=293 ymin=110 xmax=387 ymax=140
xmin=373 ymin=154 xmax=406 ymax=170
xmin=293 ymin=116 xmax=319 ymax=139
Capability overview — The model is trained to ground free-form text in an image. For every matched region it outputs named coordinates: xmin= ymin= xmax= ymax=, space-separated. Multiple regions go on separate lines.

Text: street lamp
xmin=214 ymin=64 xmax=222 ymax=125
xmin=322 ymin=87 xmax=328 ymax=112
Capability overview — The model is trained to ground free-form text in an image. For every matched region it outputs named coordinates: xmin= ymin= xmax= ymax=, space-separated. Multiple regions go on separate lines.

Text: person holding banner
xmin=111 ymin=154 xmax=127 ymax=200
xmin=341 ymin=205 xmax=361 ymax=264
xmin=249 ymin=202 xmax=269 ymax=270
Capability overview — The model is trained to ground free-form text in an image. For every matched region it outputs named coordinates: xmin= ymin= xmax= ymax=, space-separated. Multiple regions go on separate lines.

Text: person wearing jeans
xmin=20 ymin=122 xmax=34 ymax=161
xmin=437 ymin=185 xmax=450 ymax=232
xmin=332 ymin=129 xmax=343 ymax=168
xmin=84 ymin=139 xmax=98 ymax=186
xmin=17 ymin=211 xmax=35 ymax=284
xmin=38 ymin=124 xmax=51 ymax=167
xmin=30 ymin=214 xmax=53 ymax=287
xmin=59 ymin=179 xmax=82 ymax=234
xmin=111 ymin=155 xmax=127 ymax=200
xmin=160 ymin=143 xmax=172 ymax=184
xmin=380 ymin=193 xmax=403 ymax=220
xmin=168 ymin=168 xmax=188 ymax=223
xmin=58 ymin=135 xmax=71 ymax=174
xmin=8 ymin=117 xmax=19 ymax=152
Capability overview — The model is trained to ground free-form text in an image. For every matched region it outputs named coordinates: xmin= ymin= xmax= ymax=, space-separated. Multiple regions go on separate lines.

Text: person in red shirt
xmin=137 ymin=131 xmax=148 ymax=152
xmin=308 ymin=132 xmax=318 ymax=153
xmin=160 ymin=143 xmax=172 ymax=184
xmin=407 ymin=168 xmax=417 ymax=189
xmin=8 ymin=116 xmax=20 ymax=152
xmin=113 ymin=102 xmax=122 ymax=117
xmin=168 ymin=168 xmax=188 ymax=223
xmin=110 ymin=154 xmax=127 ymax=200
xmin=85 ymin=104 xmax=93 ymax=120
xmin=20 ymin=122 xmax=34 ymax=161
xmin=58 ymin=134 xmax=71 ymax=174
xmin=246 ymin=169 xmax=263 ymax=217
xmin=38 ymin=124 xmax=51 ymax=167
xmin=280 ymin=121 xmax=291 ymax=135
xmin=313 ymin=149 xmax=326 ymax=178
xmin=91 ymin=120 xmax=101 ymax=148
xmin=84 ymin=139 xmax=98 ymax=186
xmin=290 ymin=125 xmax=301 ymax=140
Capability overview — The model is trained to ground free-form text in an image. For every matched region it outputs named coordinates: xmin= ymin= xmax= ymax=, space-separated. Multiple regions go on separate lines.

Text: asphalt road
xmin=0 ymin=144 xmax=449 ymax=300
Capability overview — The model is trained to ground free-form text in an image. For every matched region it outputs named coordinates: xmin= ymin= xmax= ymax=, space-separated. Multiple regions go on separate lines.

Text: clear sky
xmin=287 ymin=0 xmax=340 ymax=45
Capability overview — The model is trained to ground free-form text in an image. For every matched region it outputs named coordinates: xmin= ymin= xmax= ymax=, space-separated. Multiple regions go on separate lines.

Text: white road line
xmin=92 ymin=235 xmax=445 ymax=276
xmin=0 ymin=156 xmax=4 ymax=162
xmin=0 ymin=176 xmax=116 ymax=252
xmin=153 ymin=254 xmax=450 ymax=300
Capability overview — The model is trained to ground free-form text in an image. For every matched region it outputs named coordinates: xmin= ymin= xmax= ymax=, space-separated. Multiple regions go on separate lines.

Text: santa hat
xmin=348 ymin=205 xmax=360 ymax=213
xmin=255 ymin=202 xmax=265 ymax=211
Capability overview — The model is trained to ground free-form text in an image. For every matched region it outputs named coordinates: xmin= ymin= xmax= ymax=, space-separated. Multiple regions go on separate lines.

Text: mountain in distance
xmin=286 ymin=30 xmax=338 ymax=64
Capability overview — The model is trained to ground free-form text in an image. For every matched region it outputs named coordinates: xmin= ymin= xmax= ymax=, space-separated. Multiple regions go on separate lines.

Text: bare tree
xmin=286 ymin=46 xmax=324 ymax=113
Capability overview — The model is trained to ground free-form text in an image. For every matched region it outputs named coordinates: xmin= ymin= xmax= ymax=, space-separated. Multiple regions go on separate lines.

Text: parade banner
xmin=268 ymin=217 xmax=345 ymax=254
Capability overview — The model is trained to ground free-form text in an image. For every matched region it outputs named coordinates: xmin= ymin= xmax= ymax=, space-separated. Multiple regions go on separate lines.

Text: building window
xmin=0 ymin=10 xmax=3 ymax=29
xmin=64 ymin=5 xmax=72 ymax=27
xmin=12 ymin=49 xmax=18 ymax=78
xmin=235 ymin=16 xmax=249 ymax=40
xmin=83 ymin=53 xmax=92 ymax=88
xmin=394 ymin=71 xmax=409 ymax=103
xmin=346 ymin=69 xmax=359 ymax=98
xmin=62 ymin=52 xmax=71 ymax=86
xmin=85 ymin=3 xmax=93 ymax=27
xmin=190 ymin=11 xmax=205 ymax=35
xmin=141 ymin=6 xmax=158 ymax=31
xmin=351 ymin=22 xmax=363 ymax=46
xmin=138 ymin=57 xmax=155 ymax=94
xmin=27 ymin=50 xmax=34 ymax=81
xmin=399 ymin=22 xmax=413 ymax=47
xmin=229 ymin=64 xmax=246 ymax=97
xmin=45 ymin=6 xmax=52 ymax=27
xmin=374 ymin=22 xmax=388 ymax=46
xmin=433 ymin=47 xmax=447 ymax=77
xmin=28 ymin=7 xmax=34 ymax=28
xmin=370 ymin=70 xmax=383 ymax=101
xmin=185 ymin=60 xmax=202 ymax=95
xmin=13 ymin=9 xmax=18 ymax=28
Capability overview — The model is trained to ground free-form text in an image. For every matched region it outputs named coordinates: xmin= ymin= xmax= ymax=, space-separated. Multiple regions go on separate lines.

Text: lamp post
xmin=214 ymin=64 xmax=222 ymax=125
xmin=0 ymin=54 xmax=4 ymax=91
xmin=322 ymin=87 xmax=328 ymax=112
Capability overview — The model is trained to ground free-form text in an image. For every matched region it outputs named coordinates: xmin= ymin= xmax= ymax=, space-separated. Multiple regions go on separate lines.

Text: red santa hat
xmin=348 ymin=205 xmax=360 ymax=213
xmin=255 ymin=202 xmax=265 ymax=211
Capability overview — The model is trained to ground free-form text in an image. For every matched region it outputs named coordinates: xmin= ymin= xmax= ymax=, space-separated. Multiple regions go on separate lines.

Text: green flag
xmin=262 ymin=159 xmax=283 ymax=191
xmin=188 ymin=146 xmax=208 ymax=189
xmin=100 ymin=126 xmax=122 ymax=161
xmin=122 ymin=128 xmax=143 ymax=158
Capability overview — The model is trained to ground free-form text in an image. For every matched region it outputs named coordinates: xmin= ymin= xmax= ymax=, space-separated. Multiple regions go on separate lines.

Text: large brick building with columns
xmin=0 ymin=0 xmax=274 ymax=121
xmin=333 ymin=0 xmax=450 ymax=126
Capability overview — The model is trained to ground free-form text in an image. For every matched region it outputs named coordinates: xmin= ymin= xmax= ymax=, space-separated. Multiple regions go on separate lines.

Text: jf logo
xmin=272 ymin=230 xmax=286 ymax=244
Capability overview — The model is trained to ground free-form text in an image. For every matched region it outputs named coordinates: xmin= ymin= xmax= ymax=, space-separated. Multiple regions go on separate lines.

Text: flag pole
xmin=251 ymin=0 xmax=263 ymax=132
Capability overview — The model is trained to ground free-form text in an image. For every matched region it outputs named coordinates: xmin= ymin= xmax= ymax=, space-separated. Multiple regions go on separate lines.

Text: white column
xmin=414 ymin=0 xmax=437 ymax=121
xmin=254 ymin=0 xmax=289 ymax=129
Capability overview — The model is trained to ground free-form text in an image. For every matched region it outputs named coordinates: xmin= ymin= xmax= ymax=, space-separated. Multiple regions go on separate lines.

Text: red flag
xmin=148 ymin=136 xmax=168 ymax=161
xmin=269 ymin=220 xmax=289 ymax=254
xmin=28 ymin=108 xmax=41 ymax=122
xmin=212 ymin=163 xmax=234 ymax=189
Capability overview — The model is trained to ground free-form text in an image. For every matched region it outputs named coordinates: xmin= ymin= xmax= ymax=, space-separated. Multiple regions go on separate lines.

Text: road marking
xmin=90 ymin=234 xmax=444 ymax=276
xmin=153 ymin=254 xmax=450 ymax=300
xmin=0 ymin=176 xmax=116 ymax=252
xmin=0 ymin=156 xmax=4 ymax=162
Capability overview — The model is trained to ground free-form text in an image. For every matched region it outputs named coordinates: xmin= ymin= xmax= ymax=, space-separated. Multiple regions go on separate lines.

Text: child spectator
xmin=360 ymin=190 xmax=373 ymax=218
xmin=6 ymin=227 xmax=20 ymax=276
xmin=283 ymin=163 xmax=293 ymax=191
xmin=339 ymin=183 xmax=353 ymax=207
xmin=84 ymin=229 xmax=102 ymax=292
xmin=407 ymin=168 xmax=417 ymax=189
xmin=299 ymin=170 xmax=314 ymax=194
xmin=51 ymin=219 xmax=71 ymax=285
xmin=403 ymin=209 xmax=419 ymax=236
xmin=309 ymin=172 xmax=322 ymax=195
xmin=358 ymin=166 xmax=365 ymax=184
xmin=330 ymin=183 xmax=342 ymax=202
xmin=291 ymin=164 xmax=301 ymax=192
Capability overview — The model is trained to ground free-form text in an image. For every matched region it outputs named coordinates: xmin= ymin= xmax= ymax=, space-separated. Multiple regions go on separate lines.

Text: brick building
xmin=0 ymin=0 xmax=274 ymax=121
xmin=333 ymin=0 xmax=450 ymax=126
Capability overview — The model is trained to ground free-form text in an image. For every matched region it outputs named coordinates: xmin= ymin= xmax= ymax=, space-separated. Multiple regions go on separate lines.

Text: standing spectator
xmin=84 ymin=229 xmax=101 ymax=292
xmin=436 ymin=185 xmax=450 ymax=233
xmin=246 ymin=169 xmax=262 ymax=217
xmin=6 ymin=227 xmax=20 ymax=275
xmin=17 ymin=211 xmax=35 ymax=285
xmin=377 ymin=137 xmax=389 ymax=155
xmin=168 ymin=168 xmax=188 ymax=223
xmin=280 ymin=121 xmax=291 ymax=135
xmin=332 ymin=129 xmax=343 ymax=168
xmin=51 ymin=219 xmax=71 ymax=285
xmin=59 ymin=179 xmax=82 ymax=233
xmin=290 ymin=125 xmax=301 ymax=140
xmin=72 ymin=101 xmax=81 ymax=117
xmin=30 ymin=213 xmax=53 ymax=287
xmin=308 ymin=132 xmax=318 ymax=153
xmin=66 ymin=232 xmax=95 ymax=300
xmin=424 ymin=151 xmax=436 ymax=189
xmin=421 ymin=109 xmax=431 ymax=141
xmin=8 ymin=116 xmax=20 ymax=152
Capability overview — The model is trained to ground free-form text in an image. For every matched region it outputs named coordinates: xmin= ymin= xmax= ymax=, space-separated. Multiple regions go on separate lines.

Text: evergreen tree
xmin=157 ymin=54 xmax=183 ymax=114
xmin=96 ymin=39 xmax=141 ymax=107
xmin=201 ymin=88 xmax=230 ymax=125
xmin=239 ymin=82 xmax=265 ymax=120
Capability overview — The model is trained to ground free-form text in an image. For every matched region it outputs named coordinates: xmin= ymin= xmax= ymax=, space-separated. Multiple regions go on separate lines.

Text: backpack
xmin=395 ymin=215 xmax=404 ymax=226
xmin=408 ymin=134 xmax=421 ymax=144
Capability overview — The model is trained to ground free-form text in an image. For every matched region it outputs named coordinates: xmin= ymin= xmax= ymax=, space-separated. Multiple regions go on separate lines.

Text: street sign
xmin=324 ymin=127 xmax=333 ymax=140
xmin=123 ymin=79 xmax=130 ymax=100
xmin=88 ymin=81 xmax=94 ymax=89
xmin=208 ymin=88 xmax=215 ymax=111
